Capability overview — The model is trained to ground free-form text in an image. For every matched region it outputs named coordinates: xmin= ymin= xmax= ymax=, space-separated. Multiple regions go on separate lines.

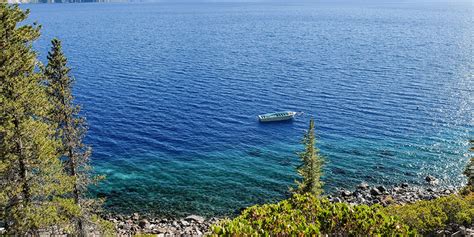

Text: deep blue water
xmin=25 ymin=1 xmax=473 ymax=217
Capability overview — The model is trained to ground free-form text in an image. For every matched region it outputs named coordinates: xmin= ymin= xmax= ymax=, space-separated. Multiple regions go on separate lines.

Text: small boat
xmin=258 ymin=111 xmax=298 ymax=122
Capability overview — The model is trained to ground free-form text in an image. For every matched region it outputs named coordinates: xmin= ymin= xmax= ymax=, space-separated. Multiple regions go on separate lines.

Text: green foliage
xmin=0 ymin=4 xmax=77 ymax=234
xmin=211 ymin=193 xmax=414 ymax=236
xmin=212 ymin=193 xmax=474 ymax=236
xmin=91 ymin=214 xmax=115 ymax=236
xmin=44 ymin=38 xmax=101 ymax=235
xmin=385 ymin=192 xmax=474 ymax=235
xmin=293 ymin=118 xmax=324 ymax=196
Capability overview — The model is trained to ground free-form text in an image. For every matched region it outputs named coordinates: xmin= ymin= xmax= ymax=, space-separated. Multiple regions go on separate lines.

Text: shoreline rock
xmin=108 ymin=214 xmax=220 ymax=236
xmin=1 ymin=180 xmax=467 ymax=236
xmin=107 ymin=179 xmax=470 ymax=236
xmin=331 ymin=182 xmax=458 ymax=207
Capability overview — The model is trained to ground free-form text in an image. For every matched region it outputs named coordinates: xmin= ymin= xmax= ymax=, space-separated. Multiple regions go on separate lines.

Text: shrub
xmin=210 ymin=194 xmax=414 ymax=236
xmin=91 ymin=214 xmax=115 ymax=236
xmin=385 ymin=192 xmax=474 ymax=235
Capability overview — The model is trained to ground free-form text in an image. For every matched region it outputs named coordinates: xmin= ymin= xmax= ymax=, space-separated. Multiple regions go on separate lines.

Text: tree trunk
xmin=14 ymin=118 xmax=30 ymax=204
xmin=68 ymin=146 xmax=85 ymax=236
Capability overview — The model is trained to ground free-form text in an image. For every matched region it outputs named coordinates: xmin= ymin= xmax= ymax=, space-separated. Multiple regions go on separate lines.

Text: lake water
xmin=25 ymin=1 xmax=473 ymax=217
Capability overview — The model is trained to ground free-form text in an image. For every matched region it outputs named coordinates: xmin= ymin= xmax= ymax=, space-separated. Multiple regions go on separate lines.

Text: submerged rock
xmin=425 ymin=175 xmax=436 ymax=182
xmin=185 ymin=215 xmax=206 ymax=224
xmin=425 ymin=175 xmax=439 ymax=185
xmin=357 ymin=182 xmax=369 ymax=190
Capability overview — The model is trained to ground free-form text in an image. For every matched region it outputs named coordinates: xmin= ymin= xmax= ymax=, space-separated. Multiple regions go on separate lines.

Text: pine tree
xmin=44 ymin=38 xmax=105 ymax=236
xmin=293 ymin=118 xmax=324 ymax=196
xmin=0 ymin=5 xmax=79 ymax=234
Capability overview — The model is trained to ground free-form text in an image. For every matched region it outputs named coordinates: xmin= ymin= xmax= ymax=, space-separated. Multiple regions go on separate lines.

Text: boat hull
xmin=258 ymin=111 xmax=297 ymax=122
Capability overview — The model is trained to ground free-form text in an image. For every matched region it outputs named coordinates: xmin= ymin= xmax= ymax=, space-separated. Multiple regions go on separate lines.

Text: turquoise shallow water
xmin=25 ymin=1 xmax=473 ymax=217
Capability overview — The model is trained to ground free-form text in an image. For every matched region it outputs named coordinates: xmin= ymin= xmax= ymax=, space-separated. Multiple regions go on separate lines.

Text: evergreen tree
xmin=293 ymin=118 xmax=324 ymax=196
xmin=0 ymin=5 xmax=78 ymax=234
xmin=44 ymin=39 xmax=107 ymax=236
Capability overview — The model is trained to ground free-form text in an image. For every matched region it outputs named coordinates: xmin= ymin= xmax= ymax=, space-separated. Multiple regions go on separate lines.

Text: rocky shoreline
xmin=108 ymin=213 xmax=220 ymax=236
xmin=1 ymin=177 xmax=469 ymax=236
xmin=331 ymin=176 xmax=457 ymax=207
xmin=108 ymin=176 xmax=472 ymax=236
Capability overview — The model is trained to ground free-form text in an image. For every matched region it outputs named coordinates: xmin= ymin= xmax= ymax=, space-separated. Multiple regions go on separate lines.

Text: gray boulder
xmin=357 ymin=182 xmax=369 ymax=190
xmin=425 ymin=175 xmax=439 ymax=185
xmin=185 ymin=215 xmax=206 ymax=224
xmin=341 ymin=190 xmax=352 ymax=197
xmin=377 ymin=186 xmax=387 ymax=193
xmin=131 ymin=213 xmax=139 ymax=221
xmin=180 ymin=220 xmax=190 ymax=226
xmin=139 ymin=219 xmax=150 ymax=229
xmin=370 ymin=187 xmax=382 ymax=196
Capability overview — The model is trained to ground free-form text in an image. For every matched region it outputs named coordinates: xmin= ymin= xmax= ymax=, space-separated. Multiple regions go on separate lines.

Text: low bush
xmin=211 ymin=192 xmax=474 ymax=236
xmin=210 ymin=193 xmax=414 ymax=236
xmin=385 ymin=192 xmax=474 ymax=235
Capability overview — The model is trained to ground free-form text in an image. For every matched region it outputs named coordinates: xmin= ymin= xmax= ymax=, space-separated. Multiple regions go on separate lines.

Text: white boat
xmin=258 ymin=111 xmax=298 ymax=122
